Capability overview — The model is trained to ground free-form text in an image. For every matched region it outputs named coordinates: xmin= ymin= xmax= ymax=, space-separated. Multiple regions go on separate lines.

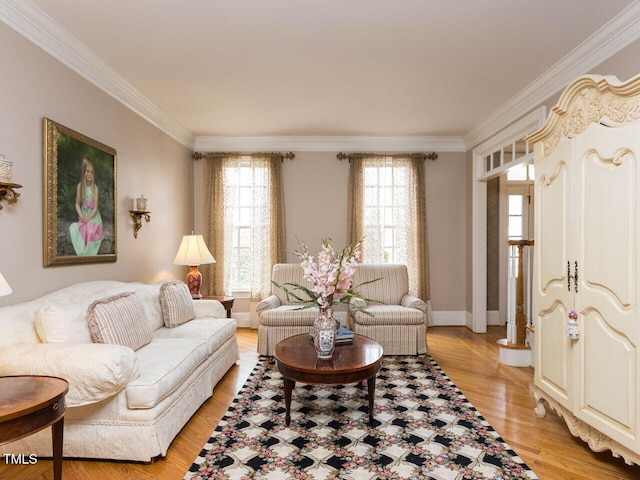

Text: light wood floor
xmin=2 ymin=327 xmax=640 ymax=479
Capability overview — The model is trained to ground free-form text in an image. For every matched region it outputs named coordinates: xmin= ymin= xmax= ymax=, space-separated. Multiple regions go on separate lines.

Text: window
xmin=363 ymin=158 xmax=410 ymax=263
xmin=203 ymin=153 xmax=285 ymax=306
xmin=224 ymin=157 xmax=269 ymax=291
xmin=483 ymin=137 xmax=532 ymax=177
xmin=347 ymin=154 xmax=429 ymax=302
xmin=362 ymin=157 xmax=412 ymax=264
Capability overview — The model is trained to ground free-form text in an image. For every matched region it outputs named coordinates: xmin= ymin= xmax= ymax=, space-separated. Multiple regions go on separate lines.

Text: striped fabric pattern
xmin=353 ymin=323 xmax=428 ymax=355
xmin=258 ymin=325 xmax=313 ymax=356
xmin=87 ymin=292 xmax=153 ymax=351
xmin=255 ymin=295 xmax=281 ymax=316
xmin=271 ymin=263 xmax=315 ymax=305
xmin=348 ymin=263 xmax=428 ymax=355
xmin=259 ymin=263 xmax=429 ymax=356
xmin=352 ymin=305 xmax=425 ymax=325
xmin=260 ymin=306 xmax=319 ymax=326
xmin=159 ymin=281 xmax=195 ymax=328
xmin=352 ymin=264 xmax=409 ymax=306
xmin=400 ymin=294 xmax=428 ymax=312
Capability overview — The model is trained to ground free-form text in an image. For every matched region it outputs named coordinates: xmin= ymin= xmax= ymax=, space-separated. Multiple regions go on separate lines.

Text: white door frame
xmin=471 ymin=108 xmax=545 ymax=333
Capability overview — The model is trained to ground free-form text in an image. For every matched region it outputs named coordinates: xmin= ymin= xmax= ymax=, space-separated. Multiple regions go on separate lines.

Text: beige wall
xmin=0 ymin=22 xmax=193 ymax=307
xmin=195 ymin=150 xmax=468 ymax=314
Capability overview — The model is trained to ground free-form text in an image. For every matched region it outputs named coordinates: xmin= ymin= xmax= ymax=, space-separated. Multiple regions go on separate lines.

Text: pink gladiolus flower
xmin=286 ymin=237 xmax=366 ymax=311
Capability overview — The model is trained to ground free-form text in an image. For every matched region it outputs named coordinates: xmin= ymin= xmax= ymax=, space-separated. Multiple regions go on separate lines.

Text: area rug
xmin=185 ymin=356 xmax=538 ymax=479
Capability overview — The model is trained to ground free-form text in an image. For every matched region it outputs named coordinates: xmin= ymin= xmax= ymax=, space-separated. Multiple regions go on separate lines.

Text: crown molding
xmin=193 ymin=135 xmax=466 ymax=153
xmin=4 ymin=0 xmax=639 ymax=153
xmin=0 ymin=0 xmax=195 ymax=148
xmin=464 ymin=1 xmax=640 ymax=150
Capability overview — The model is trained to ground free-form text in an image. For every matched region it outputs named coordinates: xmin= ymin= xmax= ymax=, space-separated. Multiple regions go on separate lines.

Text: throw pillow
xmin=35 ymin=305 xmax=93 ymax=343
xmin=159 ymin=280 xmax=195 ymax=328
xmin=87 ymin=292 xmax=152 ymax=351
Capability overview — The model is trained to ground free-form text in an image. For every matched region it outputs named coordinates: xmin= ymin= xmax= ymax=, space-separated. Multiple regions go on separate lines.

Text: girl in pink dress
xmin=69 ymin=157 xmax=103 ymax=256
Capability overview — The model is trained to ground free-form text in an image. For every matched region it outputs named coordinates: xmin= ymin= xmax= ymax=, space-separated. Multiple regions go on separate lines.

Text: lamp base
xmin=186 ymin=265 xmax=203 ymax=299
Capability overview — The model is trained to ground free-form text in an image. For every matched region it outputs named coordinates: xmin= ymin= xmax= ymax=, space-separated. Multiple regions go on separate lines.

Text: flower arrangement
xmin=273 ymin=238 xmax=377 ymax=315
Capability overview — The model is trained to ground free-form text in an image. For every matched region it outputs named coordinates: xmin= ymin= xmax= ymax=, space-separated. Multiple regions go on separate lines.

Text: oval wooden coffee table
xmin=274 ymin=334 xmax=383 ymax=426
xmin=0 ymin=376 xmax=69 ymax=480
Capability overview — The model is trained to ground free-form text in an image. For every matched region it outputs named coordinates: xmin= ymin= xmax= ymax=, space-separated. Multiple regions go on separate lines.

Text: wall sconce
xmin=0 ymin=154 xmax=22 ymax=212
xmin=129 ymin=195 xmax=150 ymax=238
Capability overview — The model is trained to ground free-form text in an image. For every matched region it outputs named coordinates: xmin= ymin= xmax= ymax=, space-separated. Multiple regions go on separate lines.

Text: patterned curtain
xmin=202 ymin=154 xmax=286 ymax=327
xmin=347 ymin=155 xmax=431 ymax=319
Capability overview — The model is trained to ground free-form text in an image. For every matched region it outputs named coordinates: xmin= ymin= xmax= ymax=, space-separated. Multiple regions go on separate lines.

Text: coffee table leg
xmin=52 ymin=416 xmax=64 ymax=480
xmin=284 ymin=378 xmax=295 ymax=426
xmin=367 ymin=376 xmax=376 ymax=425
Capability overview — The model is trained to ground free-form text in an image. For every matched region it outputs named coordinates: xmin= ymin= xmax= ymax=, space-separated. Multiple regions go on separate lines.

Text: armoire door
xmin=573 ymin=121 xmax=640 ymax=451
xmin=534 ymin=136 xmax=574 ymax=410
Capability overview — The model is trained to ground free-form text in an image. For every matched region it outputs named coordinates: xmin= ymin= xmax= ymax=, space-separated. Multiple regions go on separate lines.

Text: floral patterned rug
xmin=185 ymin=356 xmax=538 ymax=479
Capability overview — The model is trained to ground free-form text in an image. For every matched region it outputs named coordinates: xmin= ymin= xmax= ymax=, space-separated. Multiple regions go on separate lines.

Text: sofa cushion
xmin=351 ymin=305 xmax=425 ymax=325
xmin=159 ymin=281 xmax=194 ymax=328
xmin=126 ymin=282 xmax=165 ymax=330
xmin=260 ymin=305 xmax=319 ymax=326
xmin=125 ymin=337 xmax=209 ymax=409
xmin=34 ymin=305 xmax=93 ymax=343
xmin=87 ymin=292 xmax=153 ymax=351
xmin=153 ymin=317 xmax=237 ymax=355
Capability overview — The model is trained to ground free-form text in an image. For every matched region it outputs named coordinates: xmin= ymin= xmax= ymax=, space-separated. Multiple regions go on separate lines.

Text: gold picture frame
xmin=44 ymin=118 xmax=117 ymax=267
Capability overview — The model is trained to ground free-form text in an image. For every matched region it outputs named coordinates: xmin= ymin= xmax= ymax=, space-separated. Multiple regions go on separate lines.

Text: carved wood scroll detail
xmin=525 ymin=75 xmax=640 ymax=158
xmin=534 ymin=388 xmax=640 ymax=466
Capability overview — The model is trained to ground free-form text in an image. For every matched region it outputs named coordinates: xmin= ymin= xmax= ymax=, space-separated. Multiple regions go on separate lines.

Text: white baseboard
xmin=465 ymin=311 xmax=473 ymax=329
xmin=431 ymin=311 xmax=467 ymax=326
xmin=487 ymin=310 xmax=502 ymax=326
xmin=232 ymin=312 xmax=251 ymax=328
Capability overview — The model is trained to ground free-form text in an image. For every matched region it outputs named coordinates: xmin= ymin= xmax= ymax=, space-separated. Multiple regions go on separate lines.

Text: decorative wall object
xmin=44 ymin=118 xmax=117 ymax=266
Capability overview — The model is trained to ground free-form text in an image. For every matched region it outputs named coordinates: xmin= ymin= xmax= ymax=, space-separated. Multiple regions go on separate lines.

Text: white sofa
xmin=0 ymin=280 xmax=239 ymax=462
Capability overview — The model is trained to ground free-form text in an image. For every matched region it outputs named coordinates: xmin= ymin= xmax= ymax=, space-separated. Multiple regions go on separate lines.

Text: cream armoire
xmin=525 ymin=74 xmax=640 ymax=465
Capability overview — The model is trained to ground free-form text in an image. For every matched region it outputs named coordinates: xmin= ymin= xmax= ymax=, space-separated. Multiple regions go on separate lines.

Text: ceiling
xmin=8 ymin=0 xmax=640 ymax=148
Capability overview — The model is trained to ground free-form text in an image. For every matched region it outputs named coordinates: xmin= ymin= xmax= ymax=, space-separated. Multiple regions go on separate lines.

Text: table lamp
xmin=173 ymin=233 xmax=215 ymax=299
xmin=0 ymin=271 xmax=12 ymax=297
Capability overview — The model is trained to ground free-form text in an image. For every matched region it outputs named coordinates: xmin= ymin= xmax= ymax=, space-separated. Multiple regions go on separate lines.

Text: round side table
xmin=0 ymin=376 xmax=69 ymax=480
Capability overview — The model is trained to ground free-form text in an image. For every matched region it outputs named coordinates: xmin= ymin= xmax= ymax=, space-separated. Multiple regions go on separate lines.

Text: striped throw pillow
xmin=159 ymin=281 xmax=195 ymax=328
xmin=87 ymin=292 xmax=152 ymax=351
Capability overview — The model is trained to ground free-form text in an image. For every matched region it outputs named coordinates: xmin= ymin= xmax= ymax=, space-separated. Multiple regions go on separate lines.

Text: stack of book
xmin=335 ymin=326 xmax=355 ymax=345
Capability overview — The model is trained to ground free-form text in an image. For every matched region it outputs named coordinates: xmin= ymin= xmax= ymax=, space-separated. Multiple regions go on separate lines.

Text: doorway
xmin=471 ymin=107 xmax=545 ymax=333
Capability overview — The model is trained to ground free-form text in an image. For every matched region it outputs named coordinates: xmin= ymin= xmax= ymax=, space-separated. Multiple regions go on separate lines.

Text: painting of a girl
xmin=69 ymin=157 xmax=103 ymax=256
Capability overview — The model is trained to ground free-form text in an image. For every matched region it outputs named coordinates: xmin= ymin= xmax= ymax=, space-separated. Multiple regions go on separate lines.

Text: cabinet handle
xmin=574 ymin=261 xmax=578 ymax=293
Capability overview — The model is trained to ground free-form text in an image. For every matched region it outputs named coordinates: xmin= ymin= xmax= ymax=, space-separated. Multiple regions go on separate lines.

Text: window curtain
xmin=202 ymin=154 xmax=286 ymax=327
xmin=347 ymin=155 xmax=432 ymax=323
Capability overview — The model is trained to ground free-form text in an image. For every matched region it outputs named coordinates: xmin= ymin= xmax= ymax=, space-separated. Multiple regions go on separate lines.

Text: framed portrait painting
xmin=43 ymin=118 xmax=117 ymax=267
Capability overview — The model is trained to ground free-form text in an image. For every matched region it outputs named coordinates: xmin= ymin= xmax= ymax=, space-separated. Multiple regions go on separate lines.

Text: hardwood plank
xmin=1 ymin=326 xmax=639 ymax=479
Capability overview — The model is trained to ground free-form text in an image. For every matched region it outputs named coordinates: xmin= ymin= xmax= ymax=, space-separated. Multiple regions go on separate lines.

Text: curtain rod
xmin=336 ymin=152 xmax=438 ymax=162
xmin=193 ymin=152 xmax=295 ymax=161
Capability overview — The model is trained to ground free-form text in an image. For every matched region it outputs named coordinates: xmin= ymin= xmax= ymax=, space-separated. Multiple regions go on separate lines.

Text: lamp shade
xmin=173 ymin=234 xmax=215 ymax=266
xmin=0 ymin=271 xmax=12 ymax=297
